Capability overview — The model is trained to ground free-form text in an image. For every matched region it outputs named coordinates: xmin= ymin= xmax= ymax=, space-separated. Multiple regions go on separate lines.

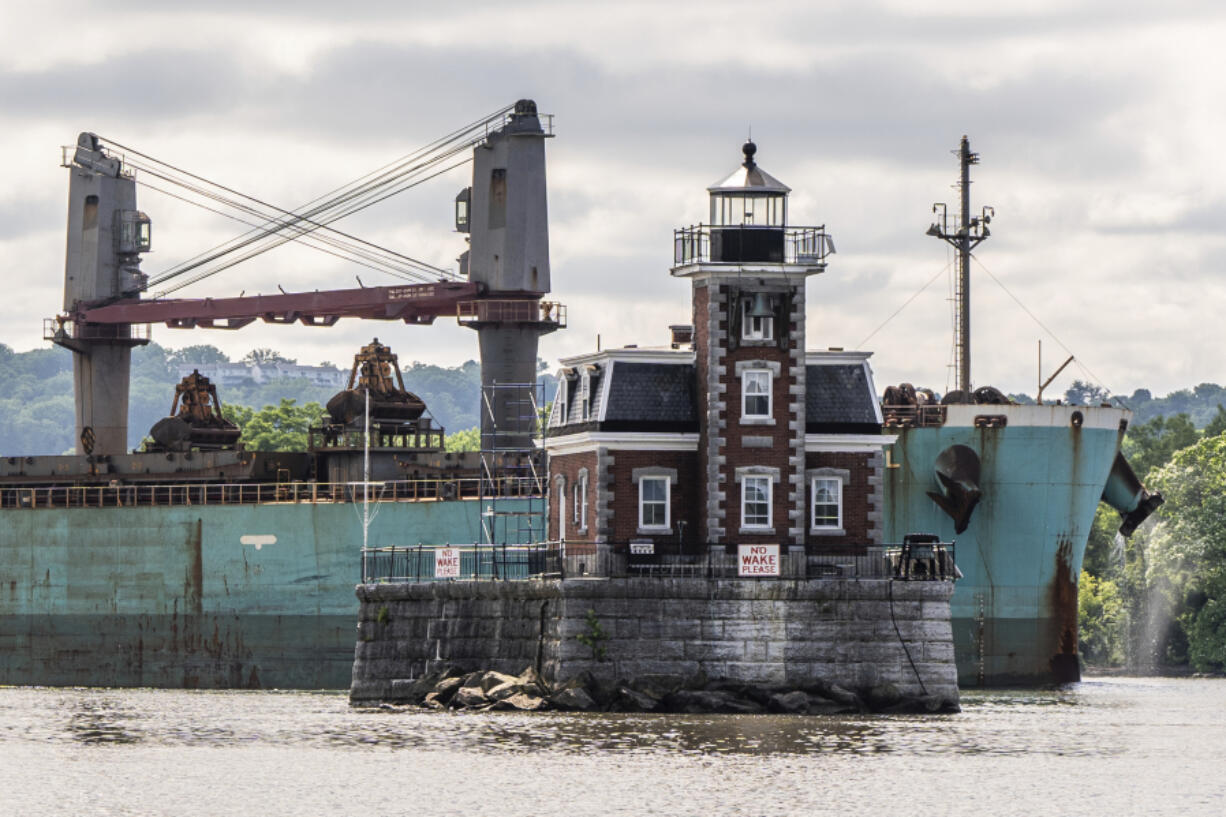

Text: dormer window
xmin=581 ymin=372 xmax=592 ymax=421
xmin=554 ymin=373 xmax=570 ymax=425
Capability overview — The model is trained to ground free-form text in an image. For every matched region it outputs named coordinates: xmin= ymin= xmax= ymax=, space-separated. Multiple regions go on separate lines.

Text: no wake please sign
xmin=738 ymin=544 xmax=780 ymax=577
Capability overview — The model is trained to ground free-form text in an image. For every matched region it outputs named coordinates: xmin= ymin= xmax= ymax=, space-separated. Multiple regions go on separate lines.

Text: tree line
xmin=1066 ymin=379 xmax=1226 ymax=674
xmin=0 ymin=341 xmax=550 ymax=455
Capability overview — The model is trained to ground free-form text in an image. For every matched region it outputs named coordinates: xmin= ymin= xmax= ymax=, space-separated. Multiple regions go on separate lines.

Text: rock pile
xmin=366 ymin=665 xmax=959 ymax=715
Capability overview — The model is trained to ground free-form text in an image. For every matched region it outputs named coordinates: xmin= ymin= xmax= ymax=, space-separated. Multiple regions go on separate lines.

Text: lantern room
xmin=707 ymin=141 xmax=790 ymax=263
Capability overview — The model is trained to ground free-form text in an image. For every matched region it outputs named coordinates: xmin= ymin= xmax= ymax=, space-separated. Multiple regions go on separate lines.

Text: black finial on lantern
xmin=742 ymin=140 xmax=757 ymax=169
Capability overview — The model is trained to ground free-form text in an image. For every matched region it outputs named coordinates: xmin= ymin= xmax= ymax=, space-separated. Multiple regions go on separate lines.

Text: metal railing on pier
xmin=358 ymin=540 xmax=957 ymax=583
xmin=361 ymin=542 xmax=564 ymax=583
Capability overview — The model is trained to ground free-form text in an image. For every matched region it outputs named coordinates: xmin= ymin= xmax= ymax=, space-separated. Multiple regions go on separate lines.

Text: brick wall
xmin=692 ymin=281 xmax=722 ymax=541
xmin=548 ymin=451 xmax=598 ymax=542
xmin=706 ymin=281 xmax=806 ymax=545
xmin=605 ymin=449 xmax=700 ymax=545
xmin=804 ymin=451 xmax=877 ymax=550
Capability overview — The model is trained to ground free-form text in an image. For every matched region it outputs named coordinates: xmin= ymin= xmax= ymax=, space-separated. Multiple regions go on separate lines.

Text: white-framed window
xmin=555 ymin=477 xmax=566 ymax=541
xmin=742 ymin=298 xmax=774 ymax=341
xmin=571 ymin=473 xmax=588 ymax=530
xmin=555 ymin=379 xmax=568 ymax=425
xmin=742 ymin=370 xmax=771 ymax=418
xmin=638 ymin=476 xmax=669 ymax=529
xmin=580 ymin=474 xmax=588 ymax=528
xmin=741 ymin=475 xmax=771 ymax=528
xmin=812 ymin=477 xmax=842 ymax=529
xmin=581 ymin=372 xmax=592 ymax=421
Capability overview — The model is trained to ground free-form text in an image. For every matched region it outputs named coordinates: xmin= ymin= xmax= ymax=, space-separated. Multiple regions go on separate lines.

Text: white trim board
xmin=546 ymin=431 xmax=700 ymax=456
xmin=805 ymin=434 xmax=897 ymax=453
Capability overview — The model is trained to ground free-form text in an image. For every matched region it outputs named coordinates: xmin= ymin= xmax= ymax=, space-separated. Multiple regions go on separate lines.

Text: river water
xmin=0 ymin=677 xmax=1222 ymax=816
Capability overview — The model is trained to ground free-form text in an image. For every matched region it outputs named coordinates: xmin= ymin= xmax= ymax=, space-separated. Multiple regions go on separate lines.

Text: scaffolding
xmin=478 ymin=381 xmax=547 ymax=574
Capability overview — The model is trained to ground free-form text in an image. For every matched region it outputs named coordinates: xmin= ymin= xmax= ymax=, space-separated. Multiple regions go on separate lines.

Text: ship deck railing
xmin=358 ymin=541 xmax=957 ymax=583
xmin=881 ymin=404 xmax=948 ymax=427
xmin=0 ymin=476 xmax=544 ymax=510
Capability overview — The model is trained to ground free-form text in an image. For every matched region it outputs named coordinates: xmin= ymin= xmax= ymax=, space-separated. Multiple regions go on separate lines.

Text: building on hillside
xmin=544 ymin=141 xmax=894 ymax=559
xmin=174 ymin=361 xmax=346 ymax=388
xmin=258 ymin=361 xmax=347 ymax=388
xmin=173 ymin=362 xmax=257 ymax=388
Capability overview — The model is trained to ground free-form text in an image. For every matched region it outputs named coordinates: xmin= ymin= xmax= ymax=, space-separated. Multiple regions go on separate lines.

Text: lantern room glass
xmin=710 ymin=192 xmax=786 ymax=227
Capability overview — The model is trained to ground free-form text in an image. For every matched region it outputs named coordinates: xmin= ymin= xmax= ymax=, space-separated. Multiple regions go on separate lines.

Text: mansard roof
xmin=547 ymin=349 xmax=697 ymax=435
xmin=546 ymin=346 xmax=883 ymax=438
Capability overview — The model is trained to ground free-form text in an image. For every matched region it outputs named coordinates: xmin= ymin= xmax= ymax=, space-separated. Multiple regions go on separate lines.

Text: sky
xmin=1 ymin=0 xmax=1224 ymax=398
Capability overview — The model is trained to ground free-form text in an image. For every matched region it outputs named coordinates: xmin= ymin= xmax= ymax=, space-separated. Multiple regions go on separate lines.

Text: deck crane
xmin=49 ymin=100 xmax=564 ymax=456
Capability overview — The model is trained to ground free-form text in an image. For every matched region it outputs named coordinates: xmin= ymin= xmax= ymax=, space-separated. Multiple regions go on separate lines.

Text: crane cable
xmin=970 ymin=255 xmax=1114 ymax=397
xmin=127 ymin=159 xmax=448 ymax=282
xmin=155 ymin=155 xmax=473 ymax=296
xmin=111 ymin=104 xmax=510 ymax=284
xmin=132 ymin=177 xmax=435 ymax=284
xmin=97 ymin=103 xmax=516 ymax=294
xmin=126 ymin=160 xmax=449 ymax=287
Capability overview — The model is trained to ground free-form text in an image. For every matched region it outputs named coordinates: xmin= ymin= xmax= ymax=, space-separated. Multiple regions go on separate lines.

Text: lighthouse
xmin=544 ymin=140 xmax=888 ymax=562
xmin=673 ymin=140 xmax=834 ymax=545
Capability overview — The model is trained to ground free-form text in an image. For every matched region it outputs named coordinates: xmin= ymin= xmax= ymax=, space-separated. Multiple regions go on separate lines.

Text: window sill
xmin=739 ymin=417 xmax=776 ymax=426
xmin=810 ymin=527 xmax=846 ymax=536
xmin=740 ymin=338 xmax=776 ymax=347
xmin=739 ymin=526 xmax=775 ymax=535
xmin=637 ymin=526 xmax=671 ymax=535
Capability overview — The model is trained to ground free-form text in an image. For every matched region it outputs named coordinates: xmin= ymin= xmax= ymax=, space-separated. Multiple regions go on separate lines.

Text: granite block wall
xmin=351 ymin=577 xmax=958 ymax=706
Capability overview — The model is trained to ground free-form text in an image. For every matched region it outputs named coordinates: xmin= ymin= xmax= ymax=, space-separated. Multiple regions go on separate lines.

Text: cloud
xmin=1 ymin=1 xmax=1225 ymax=401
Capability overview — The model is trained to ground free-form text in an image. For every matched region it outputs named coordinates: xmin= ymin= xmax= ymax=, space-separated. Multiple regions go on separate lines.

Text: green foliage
xmin=1121 ymin=413 xmax=1200 ymax=481
xmin=575 ymin=608 xmax=608 ymax=662
xmin=1064 ymin=379 xmax=1113 ymax=406
xmin=0 ymin=342 xmax=555 ymax=454
xmin=1125 ymin=434 xmax=1226 ymax=670
xmin=377 ymin=605 xmax=390 ymax=625
xmin=1204 ymin=405 xmax=1226 ymax=439
xmin=0 ymin=343 xmax=75 ymax=454
xmin=242 ymin=347 xmax=296 ymax=365
xmin=444 ymin=427 xmax=481 ymax=453
xmin=1119 ymin=382 xmax=1226 ymax=427
xmin=1188 ymin=573 xmax=1226 ymax=672
xmin=1083 ymin=504 xmax=1123 ymax=580
xmin=164 ymin=344 xmax=230 ymax=367
xmin=223 ymin=398 xmax=323 ymax=452
xmin=1079 ymin=570 xmax=1126 ymax=666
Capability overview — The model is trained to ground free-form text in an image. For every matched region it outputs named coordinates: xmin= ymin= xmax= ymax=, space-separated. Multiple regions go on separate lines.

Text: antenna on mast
xmin=926 ymin=136 xmax=994 ymax=394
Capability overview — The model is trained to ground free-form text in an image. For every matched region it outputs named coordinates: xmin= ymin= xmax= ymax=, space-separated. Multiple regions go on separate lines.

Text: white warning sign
xmin=435 ymin=547 xmax=462 ymax=578
xmin=738 ymin=544 xmax=780 ymax=577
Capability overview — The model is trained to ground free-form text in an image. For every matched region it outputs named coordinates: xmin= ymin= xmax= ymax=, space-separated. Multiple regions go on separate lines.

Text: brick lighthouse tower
xmin=672 ymin=141 xmax=835 ymax=547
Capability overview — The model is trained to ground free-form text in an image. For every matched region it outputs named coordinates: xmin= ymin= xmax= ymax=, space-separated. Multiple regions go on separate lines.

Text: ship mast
xmin=927 ymin=136 xmax=993 ymax=394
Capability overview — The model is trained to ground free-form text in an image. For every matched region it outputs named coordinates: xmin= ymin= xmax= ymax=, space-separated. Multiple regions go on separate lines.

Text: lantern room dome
xmin=708 ymin=141 xmax=791 ymax=195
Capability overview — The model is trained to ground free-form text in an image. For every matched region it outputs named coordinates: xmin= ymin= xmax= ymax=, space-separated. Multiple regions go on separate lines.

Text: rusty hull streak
xmin=1050 ymin=537 xmax=1080 ymax=683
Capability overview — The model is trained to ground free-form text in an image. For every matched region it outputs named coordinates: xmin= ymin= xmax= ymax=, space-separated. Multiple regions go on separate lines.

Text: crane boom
xmin=71 ymin=281 xmax=487 ymax=329
xmin=51 ymin=100 xmax=562 ymax=456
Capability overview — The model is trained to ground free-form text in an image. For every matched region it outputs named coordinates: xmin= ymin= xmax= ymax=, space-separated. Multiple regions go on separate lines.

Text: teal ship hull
xmin=0 ymin=498 xmax=523 ymax=689
xmin=884 ymin=403 xmax=1130 ymax=686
